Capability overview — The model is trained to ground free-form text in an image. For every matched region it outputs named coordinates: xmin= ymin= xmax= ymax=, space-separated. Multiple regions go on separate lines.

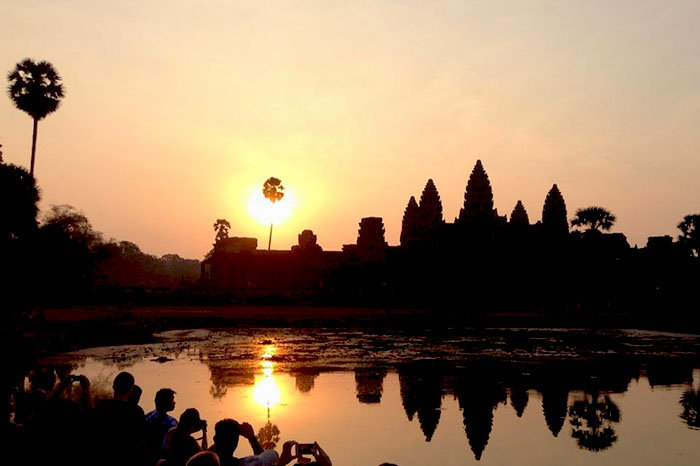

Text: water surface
xmin=40 ymin=328 xmax=700 ymax=465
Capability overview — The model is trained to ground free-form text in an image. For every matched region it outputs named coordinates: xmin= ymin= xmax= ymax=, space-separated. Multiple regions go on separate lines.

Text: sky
xmin=2 ymin=0 xmax=699 ymax=258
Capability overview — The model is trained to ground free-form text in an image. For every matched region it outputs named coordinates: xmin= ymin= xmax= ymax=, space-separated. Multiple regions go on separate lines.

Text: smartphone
xmin=296 ymin=443 xmax=315 ymax=456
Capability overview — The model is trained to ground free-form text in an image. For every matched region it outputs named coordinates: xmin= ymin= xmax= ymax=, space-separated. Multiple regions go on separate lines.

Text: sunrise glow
xmin=248 ymin=189 xmax=296 ymax=227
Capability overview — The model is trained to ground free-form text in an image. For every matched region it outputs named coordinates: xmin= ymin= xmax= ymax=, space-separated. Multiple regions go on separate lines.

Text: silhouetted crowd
xmin=4 ymin=368 xmax=348 ymax=466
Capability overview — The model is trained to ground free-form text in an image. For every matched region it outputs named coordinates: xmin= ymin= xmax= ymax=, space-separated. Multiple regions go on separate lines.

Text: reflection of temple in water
xmin=204 ymin=351 xmax=256 ymax=399
xmin=354 ymin=368 xmax=387 ymax=404
xmin=398 ymin=367 xmax=444 ymax=441
xmin=541 ymin=386 xmax=569 ymax=437
xmin=390 ymin=358 xmax=678 ymax=459
xmin=453 ymin=367 xmax=507 ymax=461
xmin=509 ymin=385 xmax=529 ymax=418
xmin=192 ymin=347 xmax=696 ymax=458
xmin=291 ymin=369 xmax=319 ymax=393
xmin=646 ymin=360 xmax=694 ymax=388
xmin=442 ymin=363 xmax=507 ymax=460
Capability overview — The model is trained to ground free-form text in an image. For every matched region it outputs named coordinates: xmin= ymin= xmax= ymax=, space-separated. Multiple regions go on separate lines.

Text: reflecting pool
xmin=35 ymin=328 xmax=700 ymax=465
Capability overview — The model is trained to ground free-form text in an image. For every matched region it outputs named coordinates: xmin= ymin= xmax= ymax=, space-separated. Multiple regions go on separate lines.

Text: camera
xmin=296 ymin=443 xmax=315 ymax=456
xmin=70 ymin=375 xmax=81 ymax=382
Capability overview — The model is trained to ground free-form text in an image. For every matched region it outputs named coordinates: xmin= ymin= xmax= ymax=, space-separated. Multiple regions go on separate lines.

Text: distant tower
xmin=292 ymin=229 xmax=322 ymax=253
xmin=542 ymin=184 xmax=569 ymax=236
xmin=418 ymin=179 xmax=444 ymax=228
xmin=510 ymin=200 xmax=530 ymax=226
xmin=400 ymin=196 xmax=420 ymax=246
xmin=357 ymin=217 xmax=388 ymax=248
xmin=457 ymin=160 xmax=495 ymax=225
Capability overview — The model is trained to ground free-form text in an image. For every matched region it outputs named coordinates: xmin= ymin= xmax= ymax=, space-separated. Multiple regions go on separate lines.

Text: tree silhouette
xmin=213 ymin=218 xmax=231 ymax=244
xmin=568 ymin=393 xmax=621 ymax=452
xmin=7 ymin=59 xmax=65 ymax=176
xmin=680 ymin=389 xmax=700 ymax=428
xmin=257 ymin=421 xmax=281 ymax=449
xmin=36 ymin=205 xmax=104 ymax=299
xmin=262 ymin=177 xmax=284 ymax=250
xmin=571 ymin=207 xmax=616 ymax=233
xmin=0 ymin=162 xmax=40 ymax=242
xmin=677 ymin=214 xmax=700 ymax=256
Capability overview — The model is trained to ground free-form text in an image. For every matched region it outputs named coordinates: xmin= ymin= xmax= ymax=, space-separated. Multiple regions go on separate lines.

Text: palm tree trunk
xmin=30 ymin=118 xmax=38 ymax=176
xmin=268 ymin=223 xmax=273 ymax=251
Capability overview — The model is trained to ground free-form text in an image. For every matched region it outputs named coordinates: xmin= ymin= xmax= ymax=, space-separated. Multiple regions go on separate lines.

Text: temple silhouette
xmin=199 ymin=159 xmax=697 ymax=314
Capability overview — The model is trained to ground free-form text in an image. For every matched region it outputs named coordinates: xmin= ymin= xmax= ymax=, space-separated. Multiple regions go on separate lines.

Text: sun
xmin=248 ymin=189 xmax=296 ymax=226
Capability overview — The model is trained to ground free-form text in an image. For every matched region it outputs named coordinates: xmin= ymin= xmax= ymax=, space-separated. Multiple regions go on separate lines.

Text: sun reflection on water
xmin=253 ymin=344 xmax=281 ymax=409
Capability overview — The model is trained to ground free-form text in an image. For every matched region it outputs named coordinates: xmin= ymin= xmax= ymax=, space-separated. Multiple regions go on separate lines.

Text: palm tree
xmin=7 ymin=58 xmax=65 ymax=176
xmin=213 ymin=218 xmax=231 ymax=244
xmin=262 ymin=177 xmax=284 ymax=250
xmin=568 ymin=393 xmax=620 ymax=452
xmin=571 ymin=206 xmax=616 ymax=233
xmin=680 ymin=389 xmax=700 ymax=428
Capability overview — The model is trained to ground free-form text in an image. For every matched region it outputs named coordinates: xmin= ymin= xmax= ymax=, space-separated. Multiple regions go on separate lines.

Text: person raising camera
xmin=209 ymin=418 xmax=277 ymax=466
xmin=277 ymin=440 xmax=332 ymax=466
xmin=163 ymin=408 xmax=208 ymax=466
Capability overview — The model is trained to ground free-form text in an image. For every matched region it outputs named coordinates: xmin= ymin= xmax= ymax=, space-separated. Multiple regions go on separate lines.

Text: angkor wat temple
xmin=201 ymin=160 xmax=697 ymax=314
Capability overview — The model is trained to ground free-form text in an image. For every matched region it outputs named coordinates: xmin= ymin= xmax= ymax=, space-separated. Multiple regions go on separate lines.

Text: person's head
xmin=213 ymin=419 xmax=240 ymax=455
xmin=128 ymin=384 xmax=142 ymax=405
xmin=55 ymin=366 xmax=72 ymax=385
xmin=155 ymin=388 xmax=176 ymax=412
xmin=30 ymin=367 xmax=56 ymax=393
xmin=179 ymin=408 xmax=203 ymax=434
xmin=112 ymin=372 xmax=135 ymax=399
xmin=186 ymin=451 xmax=220 ymax=466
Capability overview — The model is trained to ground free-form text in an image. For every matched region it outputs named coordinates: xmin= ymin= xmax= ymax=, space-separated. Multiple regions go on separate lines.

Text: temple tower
xmin=400 ymin=196 xmax=420 ymax=246
xmin=418 ymin=179 xmax=444 ymax=228
xmin=457 ymin=160 xmax=495 ymax=226
xmin=357 ymin=217 xmax=388 ymax=248
xmin=542 ymin=184 xmax=569 ymax=236
xmin=510 ymin=200 xmax=530 ymax=226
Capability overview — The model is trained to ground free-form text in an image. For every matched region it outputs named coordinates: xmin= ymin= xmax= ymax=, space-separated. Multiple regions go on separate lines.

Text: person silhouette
xmin=164 ymin=408 xmax=208 ymax=466
xmin=209 ymin=418 xmax=278 ymax=466
xmin=91 ymin=371 xmax=146 ymax=466
xmin=146 ymin=388 xmax=178 ymax=462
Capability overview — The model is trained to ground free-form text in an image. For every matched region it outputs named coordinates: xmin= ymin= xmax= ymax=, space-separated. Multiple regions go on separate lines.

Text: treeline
xmin=1 ymin=162 xmax=199 ymax=309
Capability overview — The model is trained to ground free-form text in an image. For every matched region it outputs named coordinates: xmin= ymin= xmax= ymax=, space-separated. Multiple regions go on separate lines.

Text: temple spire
xmin=458 ymin=160 xmax=495 ymax=225
xmin=510 ymin=200 xmax=530 ymax=226
xmin=418 ymin=179 xmax=444 ymax=228
xmin=542 ymin=184 xmax=569 ymax=236
xmin=400 ymin=196 xmax=420 ymax=246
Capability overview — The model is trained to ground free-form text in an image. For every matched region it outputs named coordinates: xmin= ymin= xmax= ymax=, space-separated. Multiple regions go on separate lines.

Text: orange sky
xmin=2 ymin=1 xmax=699 ymax=258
